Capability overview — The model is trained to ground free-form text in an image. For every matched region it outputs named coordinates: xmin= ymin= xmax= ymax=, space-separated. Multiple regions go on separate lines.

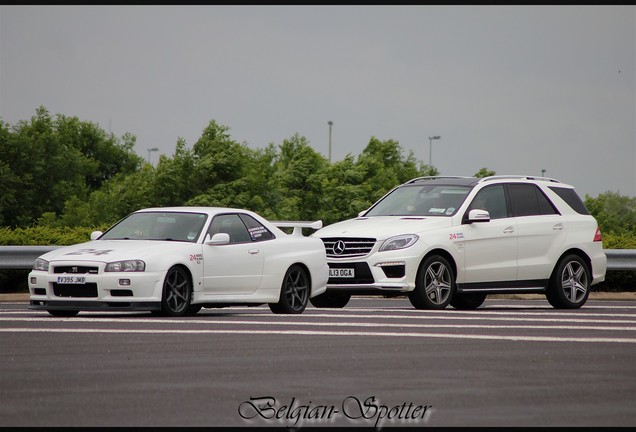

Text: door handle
xmin=503 ymin=226 xmax=514 ymax=234
xmin=553 ymin=223 xmax=564 ymax=231
xmin=248 ymin=249 xmax=260 ymax=254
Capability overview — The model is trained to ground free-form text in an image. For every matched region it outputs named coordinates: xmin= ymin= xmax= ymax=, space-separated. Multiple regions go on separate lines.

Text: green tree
xmin=355 ymin=137 xmax=425 ymax=203
xmin=0 ymin=106 xmax=143 ymax=226
xmin=268 ymin=134 xmax=328 ymax=221
xmin=585 ymin=192 xmax=636 ymax=235
xmin=474 ymin=168 xmax=496 ymax=178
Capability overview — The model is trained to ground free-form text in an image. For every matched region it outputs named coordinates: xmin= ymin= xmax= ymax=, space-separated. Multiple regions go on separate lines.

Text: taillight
xmin=593 ymin=227 xmax=603 ymax=242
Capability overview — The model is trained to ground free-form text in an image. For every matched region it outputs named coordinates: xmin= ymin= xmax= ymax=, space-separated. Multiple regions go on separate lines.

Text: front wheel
xmin=309 ymin=292 xmax=351 ymax=308
xmin=160 ymin=266 xmax=192 ymax=317
xmin=546 ymin=254 xmax=591 ymax=309
xmin=269 ymin=265 xmax=310 ymax=314
xmin=409 ymin=255 xmax=455 ymax=310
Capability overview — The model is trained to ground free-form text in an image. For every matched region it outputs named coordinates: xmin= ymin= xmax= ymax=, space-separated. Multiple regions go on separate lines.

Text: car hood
xmin=39 ymin=240 xmax=194 ymax=263
xmin=312 ymin=216 xmax=454 ymax=241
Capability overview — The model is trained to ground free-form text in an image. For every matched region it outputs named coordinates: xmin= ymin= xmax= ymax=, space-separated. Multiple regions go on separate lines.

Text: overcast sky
xmin=1 ymin=5 xmax=634 ymax=199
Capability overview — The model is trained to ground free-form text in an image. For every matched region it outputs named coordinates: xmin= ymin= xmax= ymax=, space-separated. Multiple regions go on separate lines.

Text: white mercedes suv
xmin=311 ymin=175 xmax=607 ymax=310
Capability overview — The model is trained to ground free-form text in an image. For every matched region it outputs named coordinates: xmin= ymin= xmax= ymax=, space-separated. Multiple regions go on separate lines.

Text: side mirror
xmin=467 ymin=209 xmax=490 ymax=223
xmin=205 ymin=232 xmax=230 ymax=245
xmin=90 ymin=231 xmax=103 ymax=240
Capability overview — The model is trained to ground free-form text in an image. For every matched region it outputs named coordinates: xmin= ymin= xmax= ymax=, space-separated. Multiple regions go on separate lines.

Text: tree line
xmin=1 ymin=106 xmax=634 ymax=292
xmin=1 ymin=106 xmax=634 ymax=241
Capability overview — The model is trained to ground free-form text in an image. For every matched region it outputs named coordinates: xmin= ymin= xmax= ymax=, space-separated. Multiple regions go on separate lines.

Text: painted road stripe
xmin=1 ymin=316 xmax=635 ymax=332
xmin=0 ymin=327 xmax=634 ymax=344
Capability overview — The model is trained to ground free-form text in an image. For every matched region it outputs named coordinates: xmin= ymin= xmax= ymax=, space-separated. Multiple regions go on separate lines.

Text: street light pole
xmin=147 ymin=147 xmax=159 ymax=164
xmin=328 ymin=121 xmax=333 ymax=163
xmin=428 ymin=136 xmax=441 ymax=168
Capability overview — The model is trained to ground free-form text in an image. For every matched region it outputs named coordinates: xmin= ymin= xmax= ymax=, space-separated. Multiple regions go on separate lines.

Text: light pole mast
xmin=147 ymin=147 xmax=158 ymax=164
xmin=428 ymin=135 xmax=441 ymax=168
xmin=328 ymin=121 xmax=333 ymax=163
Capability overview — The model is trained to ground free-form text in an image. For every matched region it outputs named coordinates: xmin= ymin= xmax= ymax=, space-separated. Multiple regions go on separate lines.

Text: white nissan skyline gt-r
xmin=28 ymin=207 xmax=328 ymax=317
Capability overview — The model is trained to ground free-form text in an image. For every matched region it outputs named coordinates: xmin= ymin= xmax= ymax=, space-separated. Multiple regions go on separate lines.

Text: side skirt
xmin=457 ymin=279 xmax=548 ymax=294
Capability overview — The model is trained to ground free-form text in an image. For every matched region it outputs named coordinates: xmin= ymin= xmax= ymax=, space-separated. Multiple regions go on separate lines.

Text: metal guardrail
xmin=0 ymin=246 xmax=634 ymax=271
xmin=0 ymin=246 xmax=63 ymax=270
xmin=605 ymin=249 xmax=636 ymax=271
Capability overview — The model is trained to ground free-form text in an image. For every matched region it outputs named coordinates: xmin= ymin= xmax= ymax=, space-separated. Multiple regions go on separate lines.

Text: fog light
xmin=375 ymin=261 xmax=406 ymax=267
xmin=30 ymin=277 xmax=37 ymax=284
xmin=119 ymin=279 xmax=131 ymax=286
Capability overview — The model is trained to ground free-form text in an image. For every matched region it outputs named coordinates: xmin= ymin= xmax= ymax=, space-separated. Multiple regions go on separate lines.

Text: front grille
xmin=322 ymin=237 xmax=376 ymax=258
xmin=53 ymin=283 xmax=98 ymax=298
xmin=54 ymin=266 xmax=99 ymax=274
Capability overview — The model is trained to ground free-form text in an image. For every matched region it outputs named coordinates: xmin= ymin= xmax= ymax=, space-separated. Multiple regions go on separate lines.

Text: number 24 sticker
xmin=449 ymin=232 xmax=464 ymax=240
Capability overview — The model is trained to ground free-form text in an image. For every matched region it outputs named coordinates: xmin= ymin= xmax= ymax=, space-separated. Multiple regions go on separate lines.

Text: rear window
xmin=548 ymin=187 xmax=590 ymax=215
xmin=508 ymin=184 xmax=559 ymax=217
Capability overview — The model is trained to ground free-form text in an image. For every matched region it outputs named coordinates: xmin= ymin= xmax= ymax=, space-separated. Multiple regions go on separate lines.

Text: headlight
xmin=379 ymin=234 xmax=419 ymax=252
xmin=33 ymin=258 xmax=49 ymax=271
xmin=105 ymin=260 xmax=145 ymax=272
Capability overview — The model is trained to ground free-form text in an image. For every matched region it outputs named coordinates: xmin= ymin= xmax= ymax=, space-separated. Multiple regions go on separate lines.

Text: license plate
xmin=57 ymin=276 xmax=86 ymax=284
xmin=329 ymin=268 xmax=355 ymax=278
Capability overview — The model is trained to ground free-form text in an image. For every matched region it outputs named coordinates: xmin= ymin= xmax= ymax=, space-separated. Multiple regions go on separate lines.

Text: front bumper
xmin=29 ymin=299 xmax=161 ymax=312
xmin=325 ymin=251 xmax=422 ymax=293
xmin=28 ymin=267 xmax=164 ymax=311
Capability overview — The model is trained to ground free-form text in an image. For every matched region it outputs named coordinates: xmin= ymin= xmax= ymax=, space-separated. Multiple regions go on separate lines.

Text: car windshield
xmin=100 ymin=211 xmax=209 ymax=242
xmin=365 ymin=185 xmax=472 ymax=217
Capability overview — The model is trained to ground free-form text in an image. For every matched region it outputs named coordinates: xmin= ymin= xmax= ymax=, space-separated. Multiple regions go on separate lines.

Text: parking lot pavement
xmin=1 ymin=292 xmax=635 ymax=303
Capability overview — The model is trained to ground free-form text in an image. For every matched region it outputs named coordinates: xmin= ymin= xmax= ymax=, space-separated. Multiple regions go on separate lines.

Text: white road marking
xmin=0 ymin=327 xmax=635 ymax=343
xmin=0 ymin=316 xmax=635 ymax=331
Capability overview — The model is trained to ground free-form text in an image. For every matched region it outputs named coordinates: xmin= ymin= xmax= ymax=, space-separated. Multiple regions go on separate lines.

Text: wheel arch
xmin=289 ymin=261 xmax=312 ymax=291
xmin=551 ymin=248 xmax=592 ymax=279
xmin=168 ymin=263 xmax=194 ymax=290
xmin=420 ymin=248 xmax=458 ymax=280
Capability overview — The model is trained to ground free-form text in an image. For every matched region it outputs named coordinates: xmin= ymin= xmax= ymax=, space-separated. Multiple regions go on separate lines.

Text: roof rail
xmin=406 ymin=176 xmax=474 ymax=184
xmin=478 ymin=175 xmax=560 ymax=183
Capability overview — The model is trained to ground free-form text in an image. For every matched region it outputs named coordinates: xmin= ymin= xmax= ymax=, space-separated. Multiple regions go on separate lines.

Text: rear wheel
xmin=546 ymin=254 xmax=590 ymax=309
xmin=309 ymin=292 xmax=351 ymax=308
xmin=160 ymin=266 xmax=192 ymax=317
xmin=269 ymin=265 xmax=310 ymax=314
xmin=409 ymin=255 xmax=455 ymax=310
xmin=451 ymin=292 xmax=487 ymax=310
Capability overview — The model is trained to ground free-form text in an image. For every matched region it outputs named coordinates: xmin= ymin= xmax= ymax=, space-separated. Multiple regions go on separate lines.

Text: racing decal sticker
xmin=190 ymin=254 xmax=203 ymax=264
xmin=249 ymin=226 xmax=268 ymax=240
xmin=449 ymin=232 xmax=464 ymax=241
xmin=64 ymin=249 xmax=114 ymax=256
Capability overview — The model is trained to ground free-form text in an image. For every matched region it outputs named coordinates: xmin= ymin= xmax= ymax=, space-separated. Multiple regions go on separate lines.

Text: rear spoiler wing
xmin=271 ymin=220 xmax=323 ymax=236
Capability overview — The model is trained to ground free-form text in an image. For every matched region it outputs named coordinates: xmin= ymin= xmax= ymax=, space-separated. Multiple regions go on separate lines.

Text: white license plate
xmin=57 ymin=276 xmax=86 ymax=284
xmin=329 ymin=268 xmax=355 ymax=278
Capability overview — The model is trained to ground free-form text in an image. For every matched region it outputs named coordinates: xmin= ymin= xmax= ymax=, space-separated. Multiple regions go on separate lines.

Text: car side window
xmin=238 ymin=214 xmax=276 ymax=242
xmin=468 ymin=185 xmax=508 ymax=219
xmin=207 ymin=214 xmax=252 ymax=244
xmin=508 ymin=184 xmax=558 ymax=217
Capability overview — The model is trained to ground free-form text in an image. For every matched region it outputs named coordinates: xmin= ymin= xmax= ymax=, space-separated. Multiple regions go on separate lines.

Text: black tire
xmin=546 ymin=254 xmax=591 ymax=309
xmin=451 ymin=292 xmax=487 ymax=310
xmin=409 ymin=255 xmax=455 ymax=310
xmin=309 ymin=292 xmax=351 ymax=308
xmin=47 ymin=309 xmax=79 ymax=317
xmin=160 ymin=266 xmax=192 ymax=317
xmin=269 ymin=265 xmax=310 ymax=314
xmin=186 ymin=304 xmax=202 ymax=315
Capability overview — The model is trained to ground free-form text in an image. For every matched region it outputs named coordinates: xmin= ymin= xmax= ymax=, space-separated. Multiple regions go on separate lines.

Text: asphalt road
xmin=1 ymin=297 xmax=635 ymax=427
